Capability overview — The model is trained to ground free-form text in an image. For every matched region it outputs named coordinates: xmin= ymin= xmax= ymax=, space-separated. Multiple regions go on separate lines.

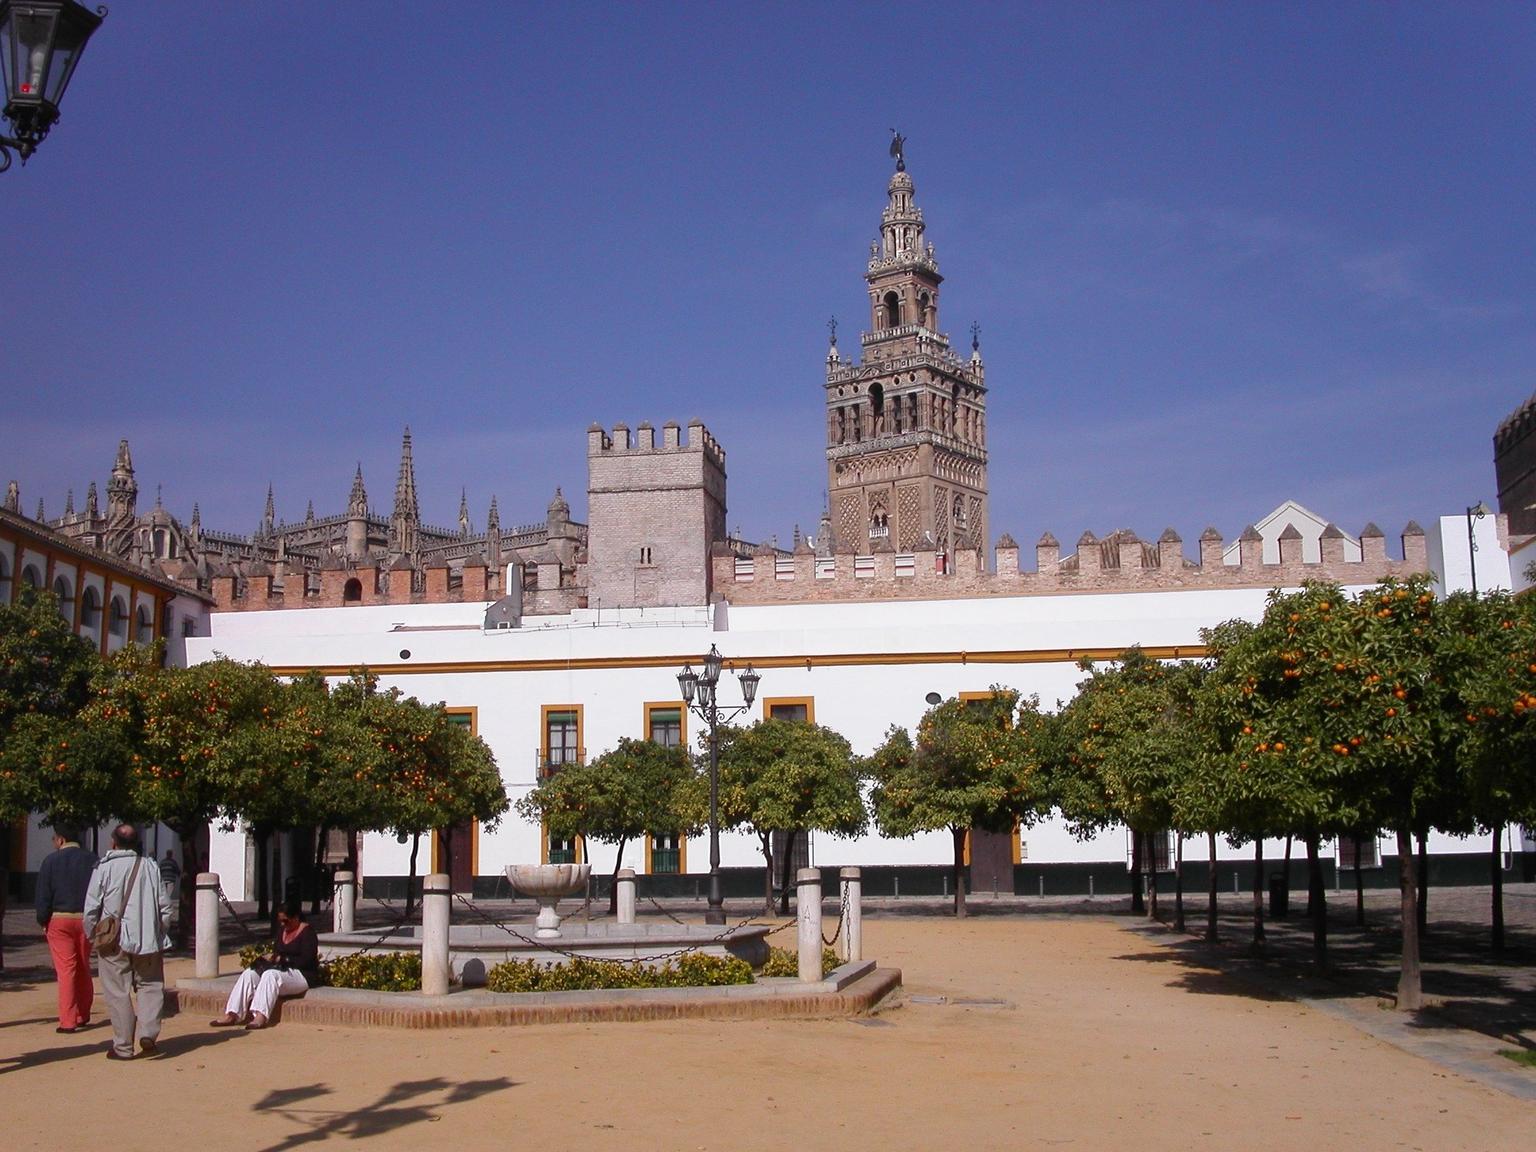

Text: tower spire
xmin=390 ymin=427 xmax=420 ymax=556
xmin=348 ymin=463 xmax=368 ymax=517
xmin=107 ymin=439 xmax=138 ymax=523
xmin=458 ymin=487 xmax=471 ymax=538
xmin=259 ymin=484 xmax=275 ymax=539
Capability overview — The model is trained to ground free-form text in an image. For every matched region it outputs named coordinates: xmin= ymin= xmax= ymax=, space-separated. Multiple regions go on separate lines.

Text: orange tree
xmin=715 ymin=718 xmax=866 ymax=914
xmin=1442 ymin=589 xmax=1536 ymax=951
xmin=332 ymin=675 xmax=507 ymax=913
xmin=516 ymin=737 xmax=701 ymax=913
xmin=866 ymin=690 xmax=1050 ymax=918
xmin=1051 ymin=648 xmax=1188 ymax=920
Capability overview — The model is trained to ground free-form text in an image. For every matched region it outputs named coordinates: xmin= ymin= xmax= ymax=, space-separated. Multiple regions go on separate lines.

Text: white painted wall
xmin=187 ymin=560 xmax=1521 ymax=897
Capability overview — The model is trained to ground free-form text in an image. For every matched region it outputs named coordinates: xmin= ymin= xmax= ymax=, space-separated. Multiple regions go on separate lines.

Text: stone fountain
xmin=505 ymin=862 xmax=590 ymax=938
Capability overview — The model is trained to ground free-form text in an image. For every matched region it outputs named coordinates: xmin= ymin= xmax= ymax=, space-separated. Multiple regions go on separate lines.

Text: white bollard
xmin=422 ymin=873 xmax=452 ymax=996
xmin=333 ymin=870 xmax=356 ymax=933
xmin=616 ymin=868 xmax=636 ymax=925
xmin=796 ymin=868 xmax=823 ymax=983
xmin=195 ymin=873 xmax=220 ymax=979
xmin=839 ymin=866 xmax=862 ymax=964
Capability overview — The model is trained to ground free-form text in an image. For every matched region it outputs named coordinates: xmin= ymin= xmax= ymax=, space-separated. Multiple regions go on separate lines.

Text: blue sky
xmin=5 ymin=3 xmax=1533 ymax=551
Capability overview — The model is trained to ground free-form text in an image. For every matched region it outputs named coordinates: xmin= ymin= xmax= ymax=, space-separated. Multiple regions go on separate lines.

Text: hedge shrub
xmin=760 ymin=945 xmax=840 ymax=979
xmin=485 ymin=952 xmax=752 ymax=993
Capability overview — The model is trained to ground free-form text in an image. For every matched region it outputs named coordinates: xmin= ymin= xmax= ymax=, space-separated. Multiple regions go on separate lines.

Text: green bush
xmin=761 ymin=945 xmax=840 ymax=979
xmin=238 ymin=941 xmax=273 ymax=970
xmin=485 ymin=952 xmax=752 ymax=993
xmin=323 ymin=951 xmax=421 ymax=992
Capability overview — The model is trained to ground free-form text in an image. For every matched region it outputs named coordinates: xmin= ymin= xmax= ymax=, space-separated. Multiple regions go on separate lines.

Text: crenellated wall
xmin=710 ymin=522 xmax=1432 ymax=604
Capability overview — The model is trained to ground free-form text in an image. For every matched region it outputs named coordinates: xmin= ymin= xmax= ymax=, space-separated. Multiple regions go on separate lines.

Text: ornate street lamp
xmin=0 ymin=1 xmax=106 ymax=172
xmin=678 ymin=644 xmax=760 ymax=925
xmin=1466 ymin=500 xmax=1491 ymax=596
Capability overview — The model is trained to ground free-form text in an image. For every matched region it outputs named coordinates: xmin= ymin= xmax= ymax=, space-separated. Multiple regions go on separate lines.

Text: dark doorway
xmin=969 ymin=828 xmax=1015 ymax=895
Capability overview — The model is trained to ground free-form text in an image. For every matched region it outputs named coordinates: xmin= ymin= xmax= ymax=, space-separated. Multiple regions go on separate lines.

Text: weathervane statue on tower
xmin=889 ymin=130 xmax=906 ymax=172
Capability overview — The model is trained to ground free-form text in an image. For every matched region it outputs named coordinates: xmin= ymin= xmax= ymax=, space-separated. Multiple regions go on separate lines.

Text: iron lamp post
xmin=0 ymin=0 xmax=105 ymax=172
xmin=1466 ymin=500 xmax=1490 ymax=596
xmin=678 ymin=644 xmax=760 ymax=925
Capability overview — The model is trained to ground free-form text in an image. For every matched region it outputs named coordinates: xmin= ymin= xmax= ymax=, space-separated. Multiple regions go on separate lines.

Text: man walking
xmin=84 ymin=824 xmax=171 ymax=1060
xmin=34 ymin=824 xmax=97 ymax=1033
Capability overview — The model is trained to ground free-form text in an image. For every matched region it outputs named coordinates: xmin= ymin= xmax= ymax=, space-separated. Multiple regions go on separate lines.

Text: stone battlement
xmin=710 ymin=522 xmax=1429 ymax=604
xmin=586 ymin=419 xmax=726 ymax=470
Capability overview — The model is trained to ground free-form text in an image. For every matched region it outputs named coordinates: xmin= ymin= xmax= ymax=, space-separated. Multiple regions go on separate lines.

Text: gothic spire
xmin=190 ymin=502 xmax=201 ymax=539
xmin=86 ymin=481 xmax=99 ymax=518
xmin=64 ymin=488 xmax=75 ymax=517
xmin=259 ymin=484 xmax=275 ymax=539
xmin=486 ymin=495 xmax=500 ymax=533
xmin=35 ymin=497 xmax=45 ymax=522
xmin=107 ymin=438 xmax=138 ymax=522
xmin=3 ymin=482 xmax=17 ymax=513
xmin=348 ymin=463 xmax=368 ymax=517
xmin=390 ymin=427 xmax=420 ymax=556
xmin=305 ymin=499 xmax=316 ymax=524
xmin=458 ymin=487 xmax=470 ymax=538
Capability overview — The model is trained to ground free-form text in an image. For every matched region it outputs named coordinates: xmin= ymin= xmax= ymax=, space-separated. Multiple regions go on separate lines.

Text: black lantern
xmin=0 ymin=0 xmax=105 ymax=171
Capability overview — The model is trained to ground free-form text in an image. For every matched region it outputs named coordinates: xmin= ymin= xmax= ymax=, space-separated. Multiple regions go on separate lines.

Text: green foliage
xmin=865 ymin=689 xmax=1050 ymax=838
xmin=484 ymin=952 xmax=751 ymax=992
xmin=515 ymin=737 xmax=700 ymax=866
xmin=760 ymin=945 xmax=839 ymax=978
xmin=1052 ymin=649 xmax=1189 ymax=843
xmin=238 ymin=941 xmax=273 ymax=969
xmin=716 ymin=719 xmax=867 ymax=841
xmin=323 ymin=951 xmax=421 ymax=991
xmin=0 ymin=589 xmax=102 ymax=822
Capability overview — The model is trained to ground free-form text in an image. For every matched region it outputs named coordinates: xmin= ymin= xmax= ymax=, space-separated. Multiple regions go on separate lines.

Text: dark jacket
xmin=35 ymin=842 xmax=98 ymax=926
xmin=275 ymin=922 xmax=322 ymax=985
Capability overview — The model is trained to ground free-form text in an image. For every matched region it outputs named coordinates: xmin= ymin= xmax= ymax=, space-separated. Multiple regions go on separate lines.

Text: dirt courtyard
xmin=2 ymin=915 xmax=1529 ymax=1151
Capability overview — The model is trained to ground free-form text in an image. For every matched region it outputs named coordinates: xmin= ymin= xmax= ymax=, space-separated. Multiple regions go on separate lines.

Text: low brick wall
xmin=171 ymin=964 xmax=902 ymax=1029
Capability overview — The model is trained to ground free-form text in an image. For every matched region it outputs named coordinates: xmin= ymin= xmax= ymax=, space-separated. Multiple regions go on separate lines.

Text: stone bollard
xmin=839 ymin=866 xmax=862 ymax=963
xmin=796 ymin=867 xmax=823 ymax=983
xmin=422 ymin=873 xmax=452 ymax=996
xmin=616 ymin=868 xmax=636 ymax=925
xmin=333 ymin=870 xmax=357 ymax=933
xmin=195 ymin=873 xmax=220 ymax=979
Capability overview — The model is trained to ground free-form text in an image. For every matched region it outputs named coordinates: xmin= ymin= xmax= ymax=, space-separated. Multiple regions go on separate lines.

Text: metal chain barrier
xmin=821 ymin=883 xmax=849 ymax=949
xmin=215 ymin=881 xmax=263 ymax=942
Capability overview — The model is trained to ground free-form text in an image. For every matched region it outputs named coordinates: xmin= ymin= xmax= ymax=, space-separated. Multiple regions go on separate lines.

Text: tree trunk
xmin=311 ymin=825 xmax=327 ymax=918
xmin=1396 ymin=826 xmax=1422 ymax=1010
xmin=270 ymin=832 xmax=284 ymax=934
xmin=1306 ymin=829 xmax=1326 ymax=969
xmin=175 ymin=826 xmax=199 ymax=950
xmin=1283 ymin=834 xmax=1295 ymax=918
xmin=0 ymin=825 xmax=9 ymax=971
xmin=1147 ymin=832 xmax=1160 ymax=921
xmin=405 ymin=832 xmax=420 ymax=918
xmin=1491 ymin=824 xmax=1505 ymax=953
xmin=609 ymin=836 xmax=627 ymax=916
xmin=951 ymin=826 xmax=968 ymax=918
xmin=1416 ymin=829 xmax=1429 ymax=935
xmin=254 ymin=826 xmax=271 ymax=920
xmin=1353 ymin=833 xmax=1366 ymax=927
xmin=1129 ymin=830 xmax=1145 ymax=916
xmin=777 ymin=830 xmax=798 ymax=915
xmin=1251 ymin=837 xmax=1265 ymax=950
xmin=1173 ymin=833 xmax=1185 ymax=932
xmin=759 ymin=832 xmax=774 ymax=916
xmin=1205 ymin=831 xmax=1219 ymax=943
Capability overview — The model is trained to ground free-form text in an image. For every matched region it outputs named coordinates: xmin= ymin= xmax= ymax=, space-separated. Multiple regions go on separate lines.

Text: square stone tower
xmin=586 ymin=419 xmax=727 ymax=608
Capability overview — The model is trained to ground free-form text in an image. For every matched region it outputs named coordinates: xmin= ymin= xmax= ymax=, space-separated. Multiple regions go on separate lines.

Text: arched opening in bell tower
xmin=882 ymin=291 xmax=901 ymax=329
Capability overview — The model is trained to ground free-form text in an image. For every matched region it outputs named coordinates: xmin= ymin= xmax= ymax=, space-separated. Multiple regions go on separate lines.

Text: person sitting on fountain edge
xmin=211 ymin=898 xmax=321 ymax=1030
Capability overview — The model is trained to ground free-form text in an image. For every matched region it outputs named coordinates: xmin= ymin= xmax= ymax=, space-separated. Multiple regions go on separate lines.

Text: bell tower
xmin=824 ymin=142 xmax=988 ymax=561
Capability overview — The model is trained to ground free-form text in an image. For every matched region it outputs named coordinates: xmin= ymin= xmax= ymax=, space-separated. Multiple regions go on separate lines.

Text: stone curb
xmin=170 ymin=964 xmax=902 ymax=1029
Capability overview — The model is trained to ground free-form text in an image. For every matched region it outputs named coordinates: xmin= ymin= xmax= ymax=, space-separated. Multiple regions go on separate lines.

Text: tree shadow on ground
xmin=1108 ymin=904 xmax=1536 ymax=1048
xmin=252 ymin=1075 xmax=517 ymax=1151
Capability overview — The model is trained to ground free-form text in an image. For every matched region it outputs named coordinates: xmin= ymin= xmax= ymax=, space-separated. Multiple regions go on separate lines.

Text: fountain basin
xmin=505 ymin=863 xmax=591 ymax=938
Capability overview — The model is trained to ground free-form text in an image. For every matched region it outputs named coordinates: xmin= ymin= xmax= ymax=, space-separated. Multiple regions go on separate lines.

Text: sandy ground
xmin=2 ymin=915 xmax=1530 ymax=1151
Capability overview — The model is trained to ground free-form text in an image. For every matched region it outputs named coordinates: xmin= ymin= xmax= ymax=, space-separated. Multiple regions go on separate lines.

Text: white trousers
xmin=224 ymin=966 xmax=308 ymax=1019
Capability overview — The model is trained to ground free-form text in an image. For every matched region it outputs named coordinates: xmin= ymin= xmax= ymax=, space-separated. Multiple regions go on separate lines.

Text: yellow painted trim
xmin=763 ymin=695 xmax=815 ymax=724
xmin=1012 ymin=821 xmax=1022 ymax=865
xmin=431 ymin=707 xmax=481 ymax=880
xmin=962 ymin=829 xmax=970 ymax=867
xmin=540 ymin=703 xmax=584 ymax=771
xmin=269 ymin=645 xmax=1208 ymax=679
xmin=540 ymin=822 xmax=582 ymax=865
xmin=643 ymin=700 xmax=687 ymax=748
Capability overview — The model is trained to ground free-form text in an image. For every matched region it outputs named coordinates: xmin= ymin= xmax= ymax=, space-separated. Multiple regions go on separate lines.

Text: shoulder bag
xmin=92 ymin=856 xmax=142 ymax=958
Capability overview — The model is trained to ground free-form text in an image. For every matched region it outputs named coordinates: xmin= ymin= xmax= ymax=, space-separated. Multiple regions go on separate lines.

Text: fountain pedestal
xmin=506 ymin=863 xmax=591 ymax=939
